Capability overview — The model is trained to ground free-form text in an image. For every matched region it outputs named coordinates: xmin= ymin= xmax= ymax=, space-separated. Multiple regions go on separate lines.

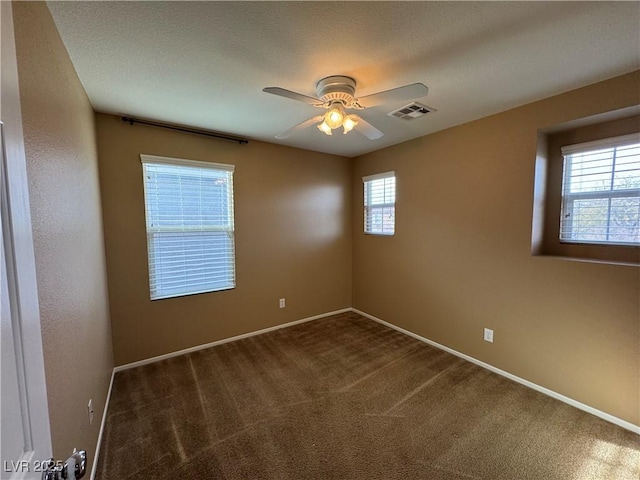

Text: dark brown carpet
xmin=96 ymin=312 xmax=639 ymax=479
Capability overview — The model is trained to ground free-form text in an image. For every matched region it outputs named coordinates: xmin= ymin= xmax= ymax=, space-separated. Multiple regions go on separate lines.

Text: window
xmin=560 ymin=134 xmax=640 ymax=246
xmin=532 ymin=111 xmax=639 ymax=265
xmin=141 ymin=155 xmax=235 ymax=300
xmin=363 ymin=171 xmax=396 ymax=235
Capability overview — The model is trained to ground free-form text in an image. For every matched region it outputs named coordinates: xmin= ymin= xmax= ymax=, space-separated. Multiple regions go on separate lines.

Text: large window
xmin=363 ymin=171 xmax=396 ymax=235
xmin=141 ymin=155 xmax=235 ymax=300
xmin=560 ymin=134 xmax=640 ymax=246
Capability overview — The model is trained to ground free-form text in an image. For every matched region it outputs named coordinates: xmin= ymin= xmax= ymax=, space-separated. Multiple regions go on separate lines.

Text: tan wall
xmin=95 ymin=114 xmax=352 ymax=365
xmin=13 ymin=1 xmax=114 ymax=470
xmin=352 ymin=71 xmax=640 ymax=426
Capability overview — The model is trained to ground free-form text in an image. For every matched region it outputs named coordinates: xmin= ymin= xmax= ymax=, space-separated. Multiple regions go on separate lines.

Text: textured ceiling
xmin=47 ymin=1 xmax=640 ymax=158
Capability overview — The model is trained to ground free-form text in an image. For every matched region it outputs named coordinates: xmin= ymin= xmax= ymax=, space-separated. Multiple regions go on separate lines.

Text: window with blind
xmin=560 ymin=133 xmax=640 ymax=246
xmin=141 ymin=155 xmax=235 ymax=300
xmin=363 ymin=171 xmax=396 ymax=235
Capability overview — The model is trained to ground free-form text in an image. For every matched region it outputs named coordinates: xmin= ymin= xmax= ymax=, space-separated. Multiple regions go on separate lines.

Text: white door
xmin=1 ymin=1 xmax=54 ymax=478
xmin=0 ymin=181 xmax=28 ymax=477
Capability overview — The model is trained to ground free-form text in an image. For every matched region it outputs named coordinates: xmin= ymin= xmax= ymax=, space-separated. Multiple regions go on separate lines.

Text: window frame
xmin=531 ymin=110 xmax=640 ymax=267
xmin=559 ymin=133 xmax=640 ymax=247
xmin=140 ymin=154 xmax=236 ymax=300
xmin=363 ymin=171 xmax=396 ymax=236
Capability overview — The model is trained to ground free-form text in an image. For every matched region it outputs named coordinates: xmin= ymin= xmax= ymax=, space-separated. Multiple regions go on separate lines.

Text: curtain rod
xmin=121 ymin=116 xmax=249 ymax=145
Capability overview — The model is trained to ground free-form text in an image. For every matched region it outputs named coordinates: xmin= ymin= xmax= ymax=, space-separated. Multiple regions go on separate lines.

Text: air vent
xmin=388 ymin=102 xmax=434 ymax=120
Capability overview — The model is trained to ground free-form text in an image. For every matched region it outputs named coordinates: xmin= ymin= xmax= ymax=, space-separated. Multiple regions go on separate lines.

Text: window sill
xmin=533 ymin=252 xmax=639 ymax=268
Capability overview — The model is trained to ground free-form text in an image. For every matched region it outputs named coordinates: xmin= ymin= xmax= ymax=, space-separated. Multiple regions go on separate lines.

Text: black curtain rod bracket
xmin=121 ymin=116 xmax=249 ymax=145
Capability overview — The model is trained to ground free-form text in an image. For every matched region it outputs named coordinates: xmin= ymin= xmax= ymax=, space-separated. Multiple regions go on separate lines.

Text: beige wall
xmin=95 ymin=114 xmax=352 ymax=365
xmin=13 ymin=1 xmax=114 ymax=470
xmin=352 ymin=71 xmax=640 ymax=426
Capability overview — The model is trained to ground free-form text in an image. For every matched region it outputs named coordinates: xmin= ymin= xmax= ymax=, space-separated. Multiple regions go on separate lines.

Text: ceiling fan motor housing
xmin=316 ymin=75 xmax=357 ymax=105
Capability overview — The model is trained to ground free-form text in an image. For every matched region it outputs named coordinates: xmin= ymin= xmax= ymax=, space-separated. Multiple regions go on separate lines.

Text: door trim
xmin=1 ymin=1 xmax=53 ymax=475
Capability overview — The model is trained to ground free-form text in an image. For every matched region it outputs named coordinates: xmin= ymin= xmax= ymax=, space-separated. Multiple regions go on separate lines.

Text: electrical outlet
xmin=279 ymin=298 xmax=285 ymax=308
xmin=88 ymin=399 xmax=94 ymax=425
xmin=484 ymin=328 xmax=494 ymax=343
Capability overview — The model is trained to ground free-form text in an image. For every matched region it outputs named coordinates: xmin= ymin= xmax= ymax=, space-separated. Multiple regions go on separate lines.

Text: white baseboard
xmin=114 ymin=308 xmax=352 ymax=372
xmin=90 ymin=368 xmax=115 ymax=480
xmin=352 ymin=308 xmax=640 ymax=435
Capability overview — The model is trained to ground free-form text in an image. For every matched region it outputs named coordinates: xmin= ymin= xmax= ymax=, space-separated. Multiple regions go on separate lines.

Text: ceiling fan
xmin=263 ymin=76 xmax=428 ymax=140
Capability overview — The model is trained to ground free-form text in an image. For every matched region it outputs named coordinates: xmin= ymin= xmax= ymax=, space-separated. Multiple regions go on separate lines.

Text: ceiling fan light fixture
xmin=325 ymin=104 xmax=344 ymax=129
xmin=342 ymin=115 xmax=358 ymax=134
xmin=317 ymin=121 xmax=332 ymax=135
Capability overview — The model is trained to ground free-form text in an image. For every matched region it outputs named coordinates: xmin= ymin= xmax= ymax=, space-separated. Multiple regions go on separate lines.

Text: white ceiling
xmin=47 ymin=1 xmax=640 ymax=158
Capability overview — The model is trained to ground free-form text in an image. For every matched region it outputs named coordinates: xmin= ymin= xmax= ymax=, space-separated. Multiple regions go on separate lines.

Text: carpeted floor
xmin=96 ymin=312 xmax=639 ymax=479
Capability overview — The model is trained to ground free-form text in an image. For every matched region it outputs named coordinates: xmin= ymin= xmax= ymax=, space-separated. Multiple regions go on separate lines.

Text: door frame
xmin=1 ymin=1 xmax=53 ymax=477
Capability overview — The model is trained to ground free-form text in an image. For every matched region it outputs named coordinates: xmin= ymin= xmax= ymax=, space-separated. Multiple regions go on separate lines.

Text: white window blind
xmin=363 ymin=171 xmax=396 ymax=235
xmin=141 ymin=154 xmax=235 ymax=300
xmin=560 ymin=133 xmax=640 ymax=246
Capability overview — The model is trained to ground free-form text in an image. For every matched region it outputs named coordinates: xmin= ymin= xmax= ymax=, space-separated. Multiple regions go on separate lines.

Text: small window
xmin=141 ymin=155 xmax=235 ymax=300
xmin=560 ymin=133 xmax=640 ymax=246
xmin=363 ymin=171 xmax=396 ymax=235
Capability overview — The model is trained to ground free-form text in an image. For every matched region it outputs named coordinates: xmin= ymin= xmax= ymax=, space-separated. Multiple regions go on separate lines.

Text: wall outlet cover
xmin=88 ymin=399 xmax=94 ymax=425
xmin=484 ymin=328 xmax=494 ymax=343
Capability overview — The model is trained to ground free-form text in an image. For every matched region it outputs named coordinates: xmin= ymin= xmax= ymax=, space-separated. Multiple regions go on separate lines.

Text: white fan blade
xmin=357 ymin=83 xmax=428 ymax=108
xmin=263 ymin=87 xmax=323 ymax=106
xmin=275 ymin=115 xmax=324 ymax=139
xmin=354 ymin=116 xmax=384 ymax=140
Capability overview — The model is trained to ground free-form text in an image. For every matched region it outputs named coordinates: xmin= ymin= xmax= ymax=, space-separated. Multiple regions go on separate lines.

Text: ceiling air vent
xmin=388 ymin=102 xmax=434 ymax=120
